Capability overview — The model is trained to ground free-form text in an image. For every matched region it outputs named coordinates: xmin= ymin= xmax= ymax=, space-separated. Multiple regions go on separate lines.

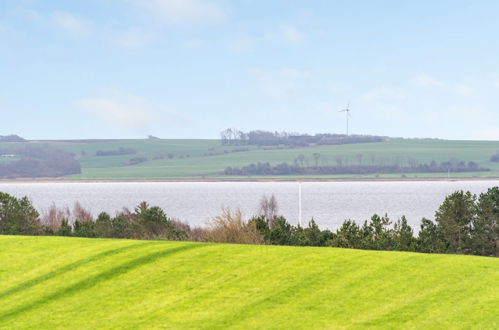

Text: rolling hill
xmin=1 ymin=138 xmax=499 ymax=179
xmin=1 ymin=236 xmax=498 ymax=329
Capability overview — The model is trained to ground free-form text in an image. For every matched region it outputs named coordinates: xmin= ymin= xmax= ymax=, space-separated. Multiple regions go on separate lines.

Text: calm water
xmin=0 ymin=181 xmax=497 ymax=230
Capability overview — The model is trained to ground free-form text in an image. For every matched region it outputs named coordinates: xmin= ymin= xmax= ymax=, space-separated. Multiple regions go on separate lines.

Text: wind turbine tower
xmin=338 ymin=102 xmax=351 ymax=136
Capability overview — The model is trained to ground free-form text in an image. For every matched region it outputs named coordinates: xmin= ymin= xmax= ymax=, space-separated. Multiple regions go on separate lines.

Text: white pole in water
xmin=298 ymin=181 xmax=302 ymax=227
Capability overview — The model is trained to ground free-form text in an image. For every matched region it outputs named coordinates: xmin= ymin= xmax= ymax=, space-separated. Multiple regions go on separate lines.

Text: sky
xmin=0 ymin=0 xmax=498 ymax=140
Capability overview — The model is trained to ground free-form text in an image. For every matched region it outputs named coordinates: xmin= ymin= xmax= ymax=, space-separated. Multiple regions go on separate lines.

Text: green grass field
xmin=2 ymin=138 xmax=499 ymax=179
xmin=1 ymin=236 xmax=498 ymax=329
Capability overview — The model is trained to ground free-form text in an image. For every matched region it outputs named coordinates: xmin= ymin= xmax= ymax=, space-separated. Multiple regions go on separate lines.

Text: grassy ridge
xmin=2 ymin=138 xmax=499 ymax=179
xmin=1 ymin=236 xmax=498 ymax=329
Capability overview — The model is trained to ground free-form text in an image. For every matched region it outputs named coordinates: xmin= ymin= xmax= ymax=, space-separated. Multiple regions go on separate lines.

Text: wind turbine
xmin=338 ymin=102 xmax=351 ymax=136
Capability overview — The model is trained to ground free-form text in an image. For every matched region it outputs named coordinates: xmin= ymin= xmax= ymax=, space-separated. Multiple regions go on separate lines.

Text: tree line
xmin=0 ymin=134 xmax=26 ymax=142
xmin=1 ymin=187 xmax=498 ymax=257
xmin=95 ymin=147 xmax=137 ymax=156
xmin=491 ymin=151 xmax=499 ymax=162
xmin=223 ymin=159 xmax=488 ymax=176
xmin=0 ymin=145 xmax=81 ymax=178
xmin=220 ymin=129 xmax=386 ymax=147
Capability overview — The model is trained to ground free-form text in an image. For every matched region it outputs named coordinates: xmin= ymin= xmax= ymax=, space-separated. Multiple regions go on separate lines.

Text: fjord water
xmin=0 ymin=181 xmax=497 ymax=229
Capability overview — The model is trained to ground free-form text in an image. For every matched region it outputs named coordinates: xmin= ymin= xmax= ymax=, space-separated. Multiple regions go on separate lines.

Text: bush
xmin=0 ymin=192 xmax=41 ymax=235
xmin=203 ymin=209 xmax=264 ymax=244
xmin=95 ymin=212 xmax=113 ymax=238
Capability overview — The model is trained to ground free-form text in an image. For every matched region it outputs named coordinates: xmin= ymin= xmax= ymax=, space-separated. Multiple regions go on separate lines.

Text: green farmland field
xmin=1 ymin=236 xmax=498 ymax=329
xmin=2 ymin=138 xmax=499 ymax=179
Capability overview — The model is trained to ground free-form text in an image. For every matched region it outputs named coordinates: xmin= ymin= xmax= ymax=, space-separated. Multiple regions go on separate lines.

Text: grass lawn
xmin=1 ymin=235 xmax=498 ymax=329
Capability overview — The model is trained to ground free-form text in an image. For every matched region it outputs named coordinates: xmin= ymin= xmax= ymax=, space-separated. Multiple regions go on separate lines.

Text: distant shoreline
xmin=1 ymin=177 xmax=499 ymax=184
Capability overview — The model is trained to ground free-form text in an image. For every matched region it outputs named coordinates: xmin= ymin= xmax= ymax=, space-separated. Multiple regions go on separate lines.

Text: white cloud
xmin=413 ymin=74 xmax=445 ymax=88
xmin=78 ymin=91 xmax=151 ymax=131
xmin=52 ymin=11 xmax=93 ymax=36
xmin=266 ymin=25 xmax=304 ymax=44
xmin=130 ymin=0 xmax=226 ymax=24
xmin=363 ymin=87 xmax=407 ymax=101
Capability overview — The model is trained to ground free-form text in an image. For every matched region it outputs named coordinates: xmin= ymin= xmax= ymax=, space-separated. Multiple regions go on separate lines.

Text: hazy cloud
xmin=79 ymin=91 xmax=151 ymax=131
xmin=130 ymin=0 xmax=226 ymax=24
xmin=52 ymin=11 xmax=93 ymax=36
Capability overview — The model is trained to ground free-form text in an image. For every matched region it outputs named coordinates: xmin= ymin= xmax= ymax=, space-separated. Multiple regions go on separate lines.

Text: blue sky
xmin=0 ymin=0 xmax=498 ymax=140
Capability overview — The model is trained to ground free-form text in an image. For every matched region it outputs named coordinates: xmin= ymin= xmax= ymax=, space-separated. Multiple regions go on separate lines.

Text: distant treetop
xmin=0 ymin=134 xmax=26 ymax=142
xmin=220 ymin=128 xmax=387 ymax=147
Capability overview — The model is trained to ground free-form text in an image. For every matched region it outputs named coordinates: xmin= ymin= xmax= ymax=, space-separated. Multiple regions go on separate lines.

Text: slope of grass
xmin=59 ymin=138 xmax=499 ymax=179
xmin=1 ymin=236 xmax=498 ymax=329
xmin=2 ymin=138 xmax=499 ymax=179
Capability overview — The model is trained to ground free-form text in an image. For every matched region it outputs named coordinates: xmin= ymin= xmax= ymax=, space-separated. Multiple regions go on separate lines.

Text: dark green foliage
xmin=362 ymin=214 xmax=394 ymax=250
xmin=2 ymin=187 xmax=499 ymax=257
xmin=295 ymin=219 xmax=333 ymax=247
xmin=56 ymin=219 xmax=72 ymax=236
xmin=248 ymin=216 xmax=270 ymax=241
xmin=435 ymin=191 xmax=476 ymax=253
xmin=0 ymin=192 xmax=40 ymax=235
xmin=95 ymin=212 xmax=113 ymax=238
xmin=268 ymin=217 xmax=296 ymax=245
xmin=471 ymin=187 xmax=499 ymax=256
xmin=417 ymin=218 xmax=444 ymax=253
xmin=135 ymin=202 xmax=188 ymax=240
xmin=110 ymin=215 xmax=132 ymax=238
xmin=393 ymin=216 xmax=417 ymax=251
xmin=330 ymin=220 xmax=362 ymax=248
xmin=73 ymin=220 xmax=96 ymax=238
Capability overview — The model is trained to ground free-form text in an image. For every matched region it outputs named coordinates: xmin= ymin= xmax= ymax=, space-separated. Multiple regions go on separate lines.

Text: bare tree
xmin=295 ymin=154 xmax=306 ymax=167
xmin=40 ymin=203 xmax=70 ymax=231
xmin=259 ymin=194 xmax=279 ymax=224
xmin=73 ymin=202 xmax=93 ymax=223
xmin=312 ymin=153 xmax=321 ymax=167
xmin=334 ymin=155 xmax=344 ymax=167
xmin=356 ymin=153 xmax=364 ymax=165
xmin=407 ymin=157 xmax=418 ymax=168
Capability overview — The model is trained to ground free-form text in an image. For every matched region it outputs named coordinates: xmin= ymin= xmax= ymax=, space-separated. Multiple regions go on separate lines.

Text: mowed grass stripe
xmin=0 ymin=243 xmax=204 ymax=323
xmin=0 ymin=241 xmax=150 ymax=300
xmin=0 ymin=236 xmax=498 ymax=329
